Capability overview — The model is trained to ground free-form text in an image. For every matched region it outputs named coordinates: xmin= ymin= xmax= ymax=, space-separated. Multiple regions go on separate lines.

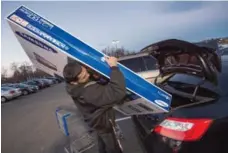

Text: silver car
xmin=1 ymin=87 xmax=22 ymax=103
xmin=118 ymin=52 xmax=159 ymax=82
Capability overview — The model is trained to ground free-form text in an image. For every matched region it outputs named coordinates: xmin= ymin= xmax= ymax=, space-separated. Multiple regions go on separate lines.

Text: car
xmin=118 ymin=52 xmax=159 ymax=82
xmin=45 ymin=76 xmax=62 ymax=83
xmin=45 ymin=78 xmax=57 ymax=84
xmin=20 ymin=83 xmax=39 ymax=93
xmin=24 ymin=80 xmax=43 ymax=90
xmin=1 ymin=86 xmax=22 ymax=103
xmin=32 ymin=79 xmax=47 ymax=88
xmin=33 ymin=79 xmax=50 ymax=88
xmin=38 ymin=79 xmax=53 ymax=86
xmin=49 ymin=76 xmax=63 ymax=83
xmin=7 ymin=83 xmax=33 ymax=95
xmin=2 ymin=83 xmax=14 ymax=86
xmin=42 ymin=78 xmax=55 ymax=85
xmin=128 ymin=39 xmax=228 ymax=153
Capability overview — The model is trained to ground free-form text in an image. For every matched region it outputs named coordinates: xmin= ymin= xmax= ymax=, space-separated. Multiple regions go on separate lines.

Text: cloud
xmin=1 ymin=1 xmax=228 ymax=70
xmin=87 ymin=2 xmax=228 ymax=51
xmin=62 ymin=2 xmax=228 ymax=50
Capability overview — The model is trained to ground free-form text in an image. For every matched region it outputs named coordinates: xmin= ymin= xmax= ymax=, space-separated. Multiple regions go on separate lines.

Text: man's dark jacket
xmin=65 ymin=67 xmax=126 ymax=132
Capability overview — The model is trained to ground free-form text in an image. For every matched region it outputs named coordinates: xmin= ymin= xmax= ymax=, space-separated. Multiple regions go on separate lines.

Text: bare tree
xmin=102 ymin=46 xmax=138 ymax=57
xmin=10 ymin=62 xmax=21 ymax=82
xmin=11 ymin=62 xmax=19 ymax=72
xmin=1 ymin=67 xmax=8 ymax=83
xmin=33 ymin=68 xmax=51 ymax=78
xmin=19 ymin=62 xmax=33 ymax=80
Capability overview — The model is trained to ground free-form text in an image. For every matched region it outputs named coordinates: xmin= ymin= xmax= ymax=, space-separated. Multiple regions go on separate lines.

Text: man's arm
xmin=83 ymin=66 xmax=126 ymax=107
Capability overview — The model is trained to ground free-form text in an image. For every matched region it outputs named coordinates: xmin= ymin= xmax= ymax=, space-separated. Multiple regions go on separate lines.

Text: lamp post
xmin=112 ymin=40 xmax=120 ymax=50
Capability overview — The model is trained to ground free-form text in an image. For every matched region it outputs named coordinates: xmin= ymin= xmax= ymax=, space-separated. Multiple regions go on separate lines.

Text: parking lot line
xmin=115 ymin=116 xmax=131 ymax=122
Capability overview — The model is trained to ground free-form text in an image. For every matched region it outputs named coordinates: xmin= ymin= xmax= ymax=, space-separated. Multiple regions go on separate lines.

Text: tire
xmin=1 ymin=96 xmax=7 ymax=103
xmin=22 ymin=90 xmax=29 ymax=95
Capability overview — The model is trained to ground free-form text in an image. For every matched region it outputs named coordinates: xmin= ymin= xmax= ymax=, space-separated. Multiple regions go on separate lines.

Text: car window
xmin=142 ymin=56 xmax=158 ymax=71
xmin=20 ymin=84 xmax=28 ymax=87
xmin=223 ymin=51 xmax=228 ymax=55
xmin=163 ymin=71 xmax=228 ymax=97
xmin=10 ymin=84 xmax=17 ymax=88
xmin=1 ymin=87 xmax=11 ymax=91
xmin=1 ymin=88 xmax=7 ymax=91
xmin=119 ymin=57 xmax=146 ymax=72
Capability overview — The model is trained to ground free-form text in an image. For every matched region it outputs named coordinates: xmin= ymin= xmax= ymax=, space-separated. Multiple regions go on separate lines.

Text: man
xmin=63 ymin=56 xmax=126 ymax=153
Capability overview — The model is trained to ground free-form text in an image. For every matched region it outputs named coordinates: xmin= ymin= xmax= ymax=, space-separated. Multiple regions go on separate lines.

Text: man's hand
xmin=105 ymin=56 xmax=118 ymax=67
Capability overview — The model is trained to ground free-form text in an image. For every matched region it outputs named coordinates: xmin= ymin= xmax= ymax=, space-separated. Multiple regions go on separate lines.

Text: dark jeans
xmin=97 ymin=132 xmax=120 ymax=153
xmin=80 ymin=131 xmax=120 ymax=153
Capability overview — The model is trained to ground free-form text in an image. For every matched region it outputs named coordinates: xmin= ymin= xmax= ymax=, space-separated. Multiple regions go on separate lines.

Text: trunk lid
xmin=141 ymin=39 xmax=221 ymax=84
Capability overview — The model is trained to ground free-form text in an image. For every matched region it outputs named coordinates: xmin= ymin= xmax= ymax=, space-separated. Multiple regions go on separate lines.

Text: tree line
xmin=1 ymin=62 xmax=51 ymax=84
xmin=1 ymin=47 xmax=137 ymax=84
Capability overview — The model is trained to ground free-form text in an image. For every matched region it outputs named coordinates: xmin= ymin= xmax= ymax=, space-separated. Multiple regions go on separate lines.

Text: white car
xmin=118 ymin=52 xmax=160 ymax=82
xmin=1 ymin=87 xmax=22 ymax=103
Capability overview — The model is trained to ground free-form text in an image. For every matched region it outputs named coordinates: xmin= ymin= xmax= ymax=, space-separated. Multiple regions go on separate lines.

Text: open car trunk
xmin=140 ymin=39 xmax=221 ymax=105
xmin=133 ymin=39 xmax=222 ymax=136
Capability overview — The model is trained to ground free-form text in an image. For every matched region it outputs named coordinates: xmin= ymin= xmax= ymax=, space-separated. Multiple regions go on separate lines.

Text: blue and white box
xmin=7 ymin=6 xmax=172 ymax=115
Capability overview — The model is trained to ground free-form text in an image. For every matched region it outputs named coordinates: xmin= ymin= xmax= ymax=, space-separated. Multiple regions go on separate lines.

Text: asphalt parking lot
xmin=2 ymin=83 xmax=145 ymax=153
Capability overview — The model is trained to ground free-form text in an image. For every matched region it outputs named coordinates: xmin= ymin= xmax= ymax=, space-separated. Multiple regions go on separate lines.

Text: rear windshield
xmin=19 ymin=84 xmax=29 ymax=87
xmin=119 ymin=57 xmax=146 ymax=72
xmin=119 ymin=56 xmax=157 ymax=72
xmin=142 ymin=56 xmax=157 ymax=70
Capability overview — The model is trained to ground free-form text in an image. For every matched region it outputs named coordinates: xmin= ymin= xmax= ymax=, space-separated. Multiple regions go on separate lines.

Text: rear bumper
xmin=132 ymin=115 xmax=225 ymax=153
xmin=132 ymin=116 xmax=184 ymax=153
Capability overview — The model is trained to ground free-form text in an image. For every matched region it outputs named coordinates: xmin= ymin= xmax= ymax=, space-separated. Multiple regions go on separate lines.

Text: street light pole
xmin=112 ymin=40 xmax=120 ymax=50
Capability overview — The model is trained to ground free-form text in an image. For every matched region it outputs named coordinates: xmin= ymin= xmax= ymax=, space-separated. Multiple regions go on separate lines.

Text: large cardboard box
xmin=7 ymin=6 xmax=172 ymax=115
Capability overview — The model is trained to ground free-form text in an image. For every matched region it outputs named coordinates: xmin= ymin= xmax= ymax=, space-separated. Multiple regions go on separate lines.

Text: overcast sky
xmin=1 ymin=1 xmax=228 ymax=72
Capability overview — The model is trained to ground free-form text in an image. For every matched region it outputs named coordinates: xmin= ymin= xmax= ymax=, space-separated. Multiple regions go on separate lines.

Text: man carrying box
xmin=63 ymin=57 xmax=126 ymax=153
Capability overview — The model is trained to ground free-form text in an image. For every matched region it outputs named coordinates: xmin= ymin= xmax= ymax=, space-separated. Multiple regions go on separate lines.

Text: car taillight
xmin=10 ymin=90 xmax=15 ymax=94
xmin=154 ymin=117 xmax=213 ymax=141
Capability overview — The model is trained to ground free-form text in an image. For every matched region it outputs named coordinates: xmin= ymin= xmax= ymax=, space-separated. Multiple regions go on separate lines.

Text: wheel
xmin=1 ymin=96 xmax=7 ymax=103
xmin=22 ymin=90 xmax=29 ymax=95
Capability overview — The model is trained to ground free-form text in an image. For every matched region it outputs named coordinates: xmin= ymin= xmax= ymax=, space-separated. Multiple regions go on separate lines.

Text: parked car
xmin=24 ymin=80 xmax=43 ymax=89
xmin=44 ymin=78 xmax=57 ymax=84
xmin=1 ymin=87 xmax=22 ymax=103
xmin=118 ymin=52 xmax=159 ymax=82
xmin=128 ymin=39 xmax=228 ymax=153
xmin=2 ymin=83 xmax=14 ymax=86
xmin=7 ymin=84 xmax=33 ymax=95
xmin=33 ymin=79 xmax=50 ymax=88
xmin=20 ymin=83 xmax=39 ymax=93
xmin=45 ymin=76 xmax=62 ymax=83
xmin=38 ymin=79 xmax=53 ymax=86
xmin=32 ymin=79 xmax=47 ymax=88
xmin=42 ymin=78 xmax=55 ymax=85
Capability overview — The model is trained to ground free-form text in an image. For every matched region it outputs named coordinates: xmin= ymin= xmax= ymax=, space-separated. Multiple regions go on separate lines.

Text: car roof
xmin=1 ymin=86 xmax=14 ymax=90
xmin=118 ymin=52 xmax=150 ymax=61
